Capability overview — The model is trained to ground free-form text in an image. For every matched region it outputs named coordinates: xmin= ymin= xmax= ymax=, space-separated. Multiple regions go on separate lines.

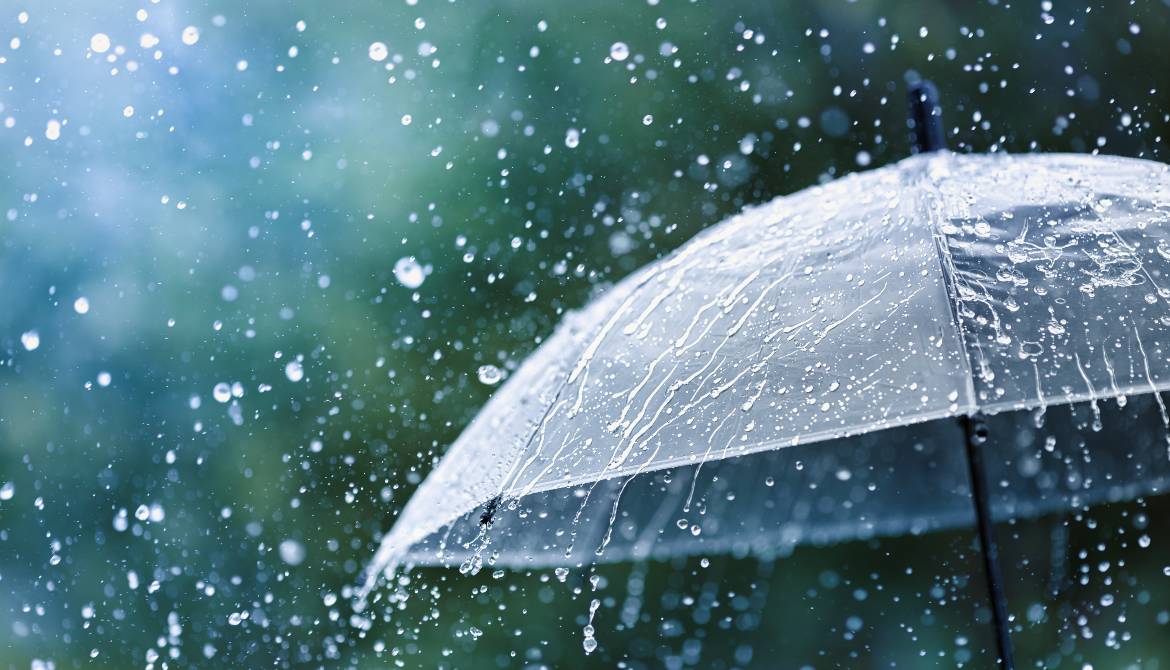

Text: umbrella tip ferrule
xmin=908 ymin=79 xmax=945 ymax=154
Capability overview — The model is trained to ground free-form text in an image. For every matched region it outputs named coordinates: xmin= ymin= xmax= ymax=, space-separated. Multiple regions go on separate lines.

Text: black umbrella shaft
xmin=908 ymin=80 xmax=945 ymax=153
xmin=960 ymin=415 xmax=1016 ymax=669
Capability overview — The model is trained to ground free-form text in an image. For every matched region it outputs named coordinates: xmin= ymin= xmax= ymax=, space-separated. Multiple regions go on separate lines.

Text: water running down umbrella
xmin=361 ymin=82 xmax=1170 ymax=667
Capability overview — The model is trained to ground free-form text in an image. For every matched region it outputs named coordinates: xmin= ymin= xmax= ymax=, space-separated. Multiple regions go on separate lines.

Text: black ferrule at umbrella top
xmin=908 ymin=80 xmax=946 ymax=153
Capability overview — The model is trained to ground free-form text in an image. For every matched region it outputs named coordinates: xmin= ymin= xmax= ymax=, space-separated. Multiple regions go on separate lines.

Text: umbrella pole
xmin=959 ymin=414 xmax=1016 ymax=669
xmin=908 ymin=80 xmax=945 ymax=153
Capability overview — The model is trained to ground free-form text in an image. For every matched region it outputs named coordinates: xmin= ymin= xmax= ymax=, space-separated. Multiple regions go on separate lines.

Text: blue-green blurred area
xmin=0 ymin=0 xmax=1168 ymax=667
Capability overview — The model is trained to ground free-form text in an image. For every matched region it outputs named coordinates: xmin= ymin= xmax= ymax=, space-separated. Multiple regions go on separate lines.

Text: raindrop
xmin=20 ymin=330 xmax=39 ymax=351
xmin=279 ymin=539 xmax=306 ymax=566
xmin=73 ymin=297 xmax=90 ymax=314
xmin=609 ymin=42 xmax=629 ymax=61
xmin=393 ymin=256 xmax=425 ymax=289
xmin=564 ymin=128 xmax=580 ymax=148
xmin=0 ymin=482 xmax=14 ymax=501
xmin=642 ymin=114 xmax=654 ymax=126
xmin=90 ymin=33 xmax=111 ymax=53
xmin=212 ymin=383 xmax=232 ymax=403
xmin=368 ymin=41 xmax=388 ymax=62
xmin=181 ymin=26 xmax=200 ymax=45
xmin=285 ymin=361 xmax=304 ymax=382
xmin=476 ymin=364 xmax=502 ymax=385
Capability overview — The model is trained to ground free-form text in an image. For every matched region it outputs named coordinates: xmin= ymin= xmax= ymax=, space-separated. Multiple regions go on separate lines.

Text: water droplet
xmin=279 ymin=539 xmax=306 ymax=565
xmin=564 ymin=127 xmax=580 ymax=148
xmin=0 ymin=482 xmax=14 ymax=501
xmin=368 ymin=41 xmax=388 ymax=62
xmin=642 ymin=114 xmax=654 ymax=126
xmin=285 ymin=361 xmax=304 ymax=382
xmin=90 ymin=33 xmax=111 ymax=53
xmin=212 ymin=383 xmax=232 ymax=403
xmin=181 ymin=25 xmax=200 ymax=45
xmin=476 ymin=364 xmax=502 ymax=385
xmin=609 ymin=42 xmax=629 ymax=61
xmin=73 ymin=297 xmax=90 ymax=314
xmin=20 ymin=331 xmax=39 ymax=351
xmin=393 ymin=256 xmax=425 ymax=288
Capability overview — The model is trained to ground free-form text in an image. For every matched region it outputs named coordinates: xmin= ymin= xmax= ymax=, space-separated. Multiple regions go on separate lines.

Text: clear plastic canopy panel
xmin=364 ymin=152 xmax=1170 ymax=591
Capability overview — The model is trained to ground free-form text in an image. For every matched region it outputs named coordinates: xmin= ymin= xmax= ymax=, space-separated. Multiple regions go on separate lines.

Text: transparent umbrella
xmin=361 ymin=84 xmax=1170 ymax=667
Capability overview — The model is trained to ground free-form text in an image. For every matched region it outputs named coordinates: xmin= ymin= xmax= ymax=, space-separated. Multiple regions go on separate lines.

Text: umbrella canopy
xmin=363 ymin=150 xmax=1170 ymax=595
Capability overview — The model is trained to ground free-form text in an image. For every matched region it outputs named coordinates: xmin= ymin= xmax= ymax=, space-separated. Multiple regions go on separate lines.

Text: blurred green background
xmin=1 ymin=0 xmax=1168 ymax=667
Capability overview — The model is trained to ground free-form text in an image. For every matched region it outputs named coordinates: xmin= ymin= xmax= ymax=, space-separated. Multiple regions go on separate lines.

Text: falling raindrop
xmin=393 ymin=256 xmax=425 ymax=289
xmin=369 ymin=41 xmax=388 ymax=62
xmin=476 ymin=364 xmax=502 ymax=385
xmin=90 ymin=33 xmax=111 ymax=53
xmin=609 ymin=42 xmax=629 ymax=61
xmin=285 ymin=361 xmax=304 ymax=382
xmin=20 ymin=331 xmax=39 ymax=351
xmin=279 ymin=539 xmax=306 ymax=566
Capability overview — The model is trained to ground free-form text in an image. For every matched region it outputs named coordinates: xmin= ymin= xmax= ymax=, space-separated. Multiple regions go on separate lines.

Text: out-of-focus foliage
xmin=0 ymin=0 xmax=1167 ymax=668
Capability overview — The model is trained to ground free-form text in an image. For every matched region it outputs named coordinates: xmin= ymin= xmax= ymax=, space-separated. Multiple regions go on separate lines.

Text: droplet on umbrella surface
xmin=90 ymin=33 xmax=111 ymax=53
xmin=393 ymin=256 xmax=425 ymax=288
xmin=73 ymin=297 xmax=90 ymax=314
xmin=476 ymin=364 xmax=502 ymax=385
xmin=285 ymin=360 xmax=304 ymax=382
xmin=181 ymin=25 xmax=200 ymax=45
xmin=609 ymin=41 xmax=629 ymax=61
xmin=212 ymin=383 xmax=232 ymax=403
xmin=279 ymin=539 xmax=306 ymax=566
xmin=0 ymin=482 xmax=14 ymax=501
xmin=368 ymin=41 xmax=388 ymax=62
xmin=20 ymin=330 xmax=39 ymax=351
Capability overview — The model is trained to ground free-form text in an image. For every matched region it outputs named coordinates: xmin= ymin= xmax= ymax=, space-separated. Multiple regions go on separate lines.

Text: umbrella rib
xmin=920 ymin=157 xmax=1016 ymax=668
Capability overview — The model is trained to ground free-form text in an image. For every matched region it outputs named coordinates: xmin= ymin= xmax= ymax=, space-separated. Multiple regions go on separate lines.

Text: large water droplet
xmin=476 ymin=364 xmax=502 ymax=385
xmin=393 ymin=256 xmax=426 ymax=289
